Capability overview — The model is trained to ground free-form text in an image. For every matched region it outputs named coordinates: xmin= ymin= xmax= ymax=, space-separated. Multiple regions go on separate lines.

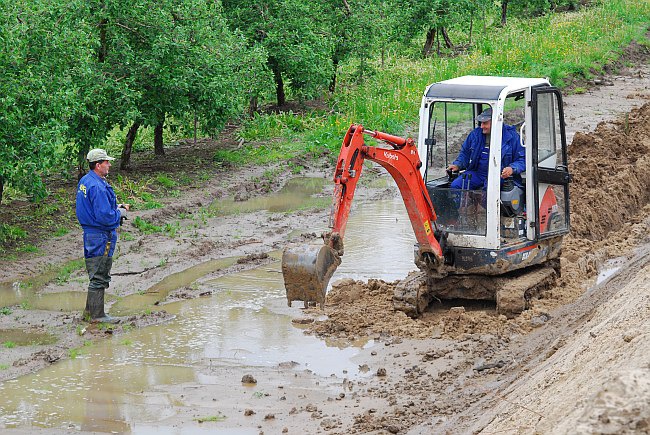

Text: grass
xmin=3 ymin=341 xmax=16 ymax=348
xmin=133 ymin=216 xmax=163 ymax=234
xmin=0 ymin=307 xmax=12 ymax=315
xmin=16 ymin=244 xmax=39 ymax=253
xmin=56 ymin=258 xmax=86 ymax=285
xmin=0 ymin=224 xmax=28 ymax=245
xmin=0 ymin=364 xmax=8 ymax=370
xmin=68 ymin=347 xmax=84 ymax=359
xmin=194 ymin=414 xmax=227 ymax=423
xmin=217 ymin=0 xmax=650 ymax=165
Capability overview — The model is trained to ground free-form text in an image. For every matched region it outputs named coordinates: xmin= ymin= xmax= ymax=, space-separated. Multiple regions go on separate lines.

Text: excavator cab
xmin=418 ymin=76 xmax=571 ymax=275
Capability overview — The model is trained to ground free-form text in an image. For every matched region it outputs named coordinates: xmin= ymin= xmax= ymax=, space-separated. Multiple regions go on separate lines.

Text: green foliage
xmin=133 ymin=217 xmax=162 ymax=234
xmin=56 ymin=259 xmax=85 ymax=285
xmin=53 ymin=228 xmax=69 ymax=237
xmin=238 ymin=112 xmax=310 ymax=140
xmin=0 ymin=307 xmax=12 ymax=315
xmin=0 ymin=0 xmax=99 ymax=200
xmin=156 ymin=175 xmax=176 ymax=189
xmin=3 ymin=341 xmax=16 ymax=349
xmin=121 ymin=232 xmax=136 ymax=241
xmin=163 ymin=222 xmax=180 ymax=238
xmin=140 ymin=192 xmax=163 ymax=210
xmin=213 ymin=150 xmax=247 ymax=166
xmin=0 ymin=364 xmax=9 ymax=370
xmin=17 ymin=244 xmax=39 ymax=254
xmin=68 ymin=347 xmax=83 ymax=359
xmin=222 ymin=0 xmax=332 ymax=104
xmin=0 ymin=224 xmax=28 ymax=244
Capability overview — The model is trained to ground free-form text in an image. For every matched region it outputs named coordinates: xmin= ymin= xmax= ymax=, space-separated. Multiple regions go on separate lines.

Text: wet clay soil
xmin=1 ymin=41 xmax=650 ymax=434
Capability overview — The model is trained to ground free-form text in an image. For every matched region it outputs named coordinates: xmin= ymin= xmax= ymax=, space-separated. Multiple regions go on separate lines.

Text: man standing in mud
xmin=76 ymin=149 xmax=129 ymax=324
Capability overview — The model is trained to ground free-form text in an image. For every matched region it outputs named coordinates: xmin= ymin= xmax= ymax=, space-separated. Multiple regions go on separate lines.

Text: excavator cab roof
xmin=424 ymin=75 xmax=550 ymax=101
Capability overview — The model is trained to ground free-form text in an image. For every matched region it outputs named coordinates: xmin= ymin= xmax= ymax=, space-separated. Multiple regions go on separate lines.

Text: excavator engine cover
xmin=282 ymin=244 xmax=341 ymax=309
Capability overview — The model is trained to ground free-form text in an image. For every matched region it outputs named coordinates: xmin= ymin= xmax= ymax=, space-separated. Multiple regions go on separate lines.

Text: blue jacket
xmin=452 ymin=124 xmax=525 ymax=187
xmin=76 ymin=171 xmax=120 ymax=258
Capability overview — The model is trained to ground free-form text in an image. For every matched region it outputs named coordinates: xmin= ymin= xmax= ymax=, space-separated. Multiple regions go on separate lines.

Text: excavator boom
xmin=282 ymin=124 xmax=445 ymax=308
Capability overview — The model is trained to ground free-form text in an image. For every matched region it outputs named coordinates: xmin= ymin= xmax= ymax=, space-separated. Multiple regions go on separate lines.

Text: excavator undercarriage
xmin=393 ymin=260 xmax=560 ymax=318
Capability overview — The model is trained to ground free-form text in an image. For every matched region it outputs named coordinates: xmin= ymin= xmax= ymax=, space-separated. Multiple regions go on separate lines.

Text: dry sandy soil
xmin=1 ymin=41 xmax=649 ymax=434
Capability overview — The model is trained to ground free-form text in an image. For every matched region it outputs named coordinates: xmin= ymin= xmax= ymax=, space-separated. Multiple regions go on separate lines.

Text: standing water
xmin=0 ymin=195 xmax=416 ymax=431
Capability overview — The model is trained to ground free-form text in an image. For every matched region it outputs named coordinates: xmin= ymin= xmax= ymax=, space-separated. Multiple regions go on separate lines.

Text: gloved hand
xmin=118 ymin=205 xmax=127 ymax=226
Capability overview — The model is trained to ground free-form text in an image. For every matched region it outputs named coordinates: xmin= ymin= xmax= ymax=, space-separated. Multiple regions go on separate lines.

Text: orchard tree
xmin=388 ymin=0 xmax=478 ymax=57
xmin=0 ymin=0 xmax=103 ymax=201
xmin=223 ymin=0 xmax=334 ymax=107
xmin=80 ymin=0 xmax=268 ymax=168
xmin=323 ymin=0 xmax=387 ymax=91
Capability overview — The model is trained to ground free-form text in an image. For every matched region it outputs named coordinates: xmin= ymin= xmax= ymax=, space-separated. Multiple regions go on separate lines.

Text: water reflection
xmin=209 ymin=177 xmax=328 ymax=215
xmin=331 ymin=197 xmax=416 ymax=283
xmin=0 ymin=258 xmax=371 ymax=430
xmin=0 ymin=195 xmax=419 ymax=432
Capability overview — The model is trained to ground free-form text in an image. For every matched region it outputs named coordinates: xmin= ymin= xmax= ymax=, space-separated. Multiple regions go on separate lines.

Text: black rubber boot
xmin=84 ymin=256 xmax=113 ymax=322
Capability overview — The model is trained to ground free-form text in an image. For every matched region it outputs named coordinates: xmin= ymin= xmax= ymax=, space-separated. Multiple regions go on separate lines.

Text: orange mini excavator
xmin=282 ymin=76 xmax=572 ymax=317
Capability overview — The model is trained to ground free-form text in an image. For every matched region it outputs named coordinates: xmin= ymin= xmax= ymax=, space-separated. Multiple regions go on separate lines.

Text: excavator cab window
xmin=424 ymin=95 xmax=528 ymax=238
xmin=424 ymin=101 xmax=488 ymax=236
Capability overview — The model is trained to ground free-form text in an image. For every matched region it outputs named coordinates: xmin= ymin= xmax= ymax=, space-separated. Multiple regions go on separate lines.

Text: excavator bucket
xmin=282 ymin=244 xmax=341 ymax=309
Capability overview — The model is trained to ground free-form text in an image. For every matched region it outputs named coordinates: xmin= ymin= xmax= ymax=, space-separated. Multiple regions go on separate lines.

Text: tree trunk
xmin=329 ymin=57 xmax=339 ymax=93
xmin=441 ymin=27 xmax=453 ymax=49
xmin=270 ymin=59 xmax=285 ymax=107
xmin=469 ymin=13 xmax=473 ymax=46
xmin=423 ymin=28 xmax=436 ymax=57
xmin=154 ymin=120 xmax=165 ymax=155
xmin=78 ymin=145 xmax=89 ymax=180
xmin=120 ymin=121 xmax=140 ymax=170
xmin=194 ymin=112 xmax=198 ymax=146
xmin=501 ymin=0 xmax=508 ymax=26
xmin=247 ymin=95 xmax=258 ymax=118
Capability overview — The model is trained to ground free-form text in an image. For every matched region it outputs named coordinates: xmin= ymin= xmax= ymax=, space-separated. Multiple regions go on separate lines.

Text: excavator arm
xmin=282 ymin=124 xmax=445 ymax=309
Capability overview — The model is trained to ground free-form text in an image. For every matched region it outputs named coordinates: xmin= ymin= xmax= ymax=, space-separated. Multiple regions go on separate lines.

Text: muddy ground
xmin=1 ymin=41 xmax=650 ymax=433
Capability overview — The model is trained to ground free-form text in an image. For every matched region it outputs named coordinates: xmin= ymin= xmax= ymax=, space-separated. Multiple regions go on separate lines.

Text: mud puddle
xmin=0 ymin=329 xmax=58 ymax=346
xmin=329 ymin=196 xmax=416 ymax=283
xmin=210 ymin=176 xmax=328 ymax=215
xmin=0 ymin=259 xmax=86 ymax=309
xmin=0 ymin=196 xmax=419 ymax=431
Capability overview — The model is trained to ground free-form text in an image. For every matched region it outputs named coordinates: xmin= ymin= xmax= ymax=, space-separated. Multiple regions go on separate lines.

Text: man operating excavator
xmin=446 ymin=107 xmax=526 ymax=191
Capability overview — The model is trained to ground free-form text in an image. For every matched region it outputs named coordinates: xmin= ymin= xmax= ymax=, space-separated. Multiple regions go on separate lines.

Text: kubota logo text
xmin=384 ymin=151 xmax=399 ymax=161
